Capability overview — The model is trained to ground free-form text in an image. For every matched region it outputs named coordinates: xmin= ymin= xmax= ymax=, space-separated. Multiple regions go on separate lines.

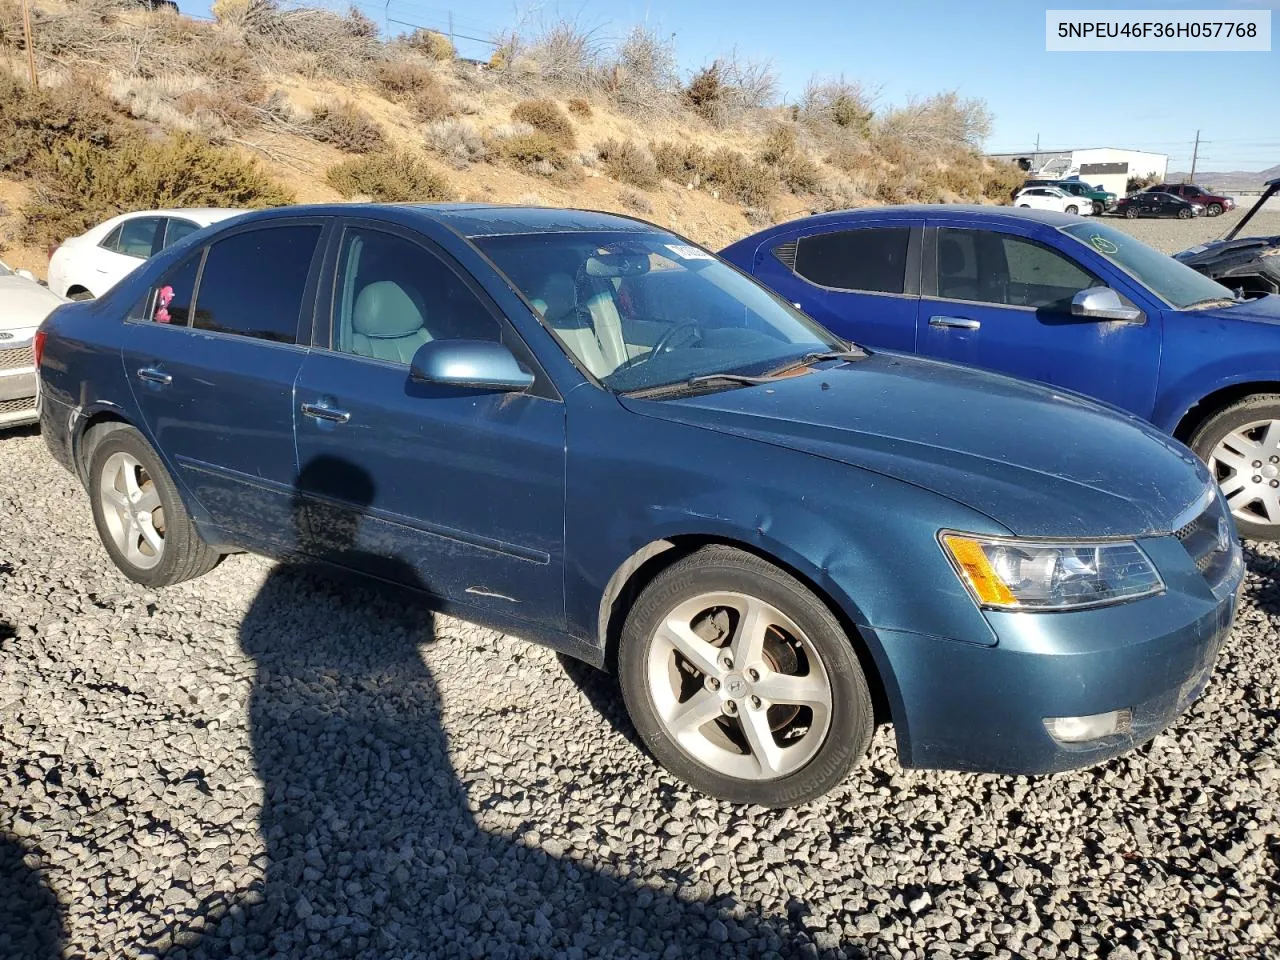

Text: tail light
xmin=33 ymin=328 xmax=47 ymax=368
xmin=47 ymin=242 xmax=59 ymax=261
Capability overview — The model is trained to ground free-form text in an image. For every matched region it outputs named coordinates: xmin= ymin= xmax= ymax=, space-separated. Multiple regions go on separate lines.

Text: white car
xmin=0 ymin=260 xmax=66 ymax=428
xmin=47 ymin=208 xmax=243 ymax=300
xmin=1012 ymin=187 xmax=1093 ymax=216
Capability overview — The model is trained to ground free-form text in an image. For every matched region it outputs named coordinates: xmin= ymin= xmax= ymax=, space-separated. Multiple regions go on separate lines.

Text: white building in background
xmin=986 ymin=147 xmax=1169 ymax=196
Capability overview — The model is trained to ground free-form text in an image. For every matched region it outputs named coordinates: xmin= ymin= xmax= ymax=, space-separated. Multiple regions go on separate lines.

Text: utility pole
xmin=1189 ymin=130 xmax=1201 ymax=183
xmin=1034 ymin=133 xmax=1040 ymax=153
xmin=20 ymin=0 xmax=37 ymax=89
xmin=448 ymin=11 xmax=454 ymax=49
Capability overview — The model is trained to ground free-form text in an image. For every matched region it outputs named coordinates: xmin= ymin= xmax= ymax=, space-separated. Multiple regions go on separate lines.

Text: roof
xmin=744 ymin=204 xmax=1087 ymax=233
xmin=404 ymin=204 xmax=656 ymax=238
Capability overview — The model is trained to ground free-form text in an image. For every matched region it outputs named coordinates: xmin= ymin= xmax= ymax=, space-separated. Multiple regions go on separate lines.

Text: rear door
xmin=915 ymin=221 xmax=1162 ymax=414
xmin=292 ymin=220 xmax=567 ymax=630
xmin=93 ymin=216 xmax=165 ymax=294
xmin=747 ymin=221 xmax=922 ymax=350
xmin=121 ymin=218 xmax=327 ymax=551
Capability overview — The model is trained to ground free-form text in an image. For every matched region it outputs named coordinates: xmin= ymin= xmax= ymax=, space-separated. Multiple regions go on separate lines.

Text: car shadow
xmin=160 ymin=457 xmax=851 ymax=959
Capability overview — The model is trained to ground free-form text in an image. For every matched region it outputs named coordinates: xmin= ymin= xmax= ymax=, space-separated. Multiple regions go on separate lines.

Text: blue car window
xmin=191 ymin=225 xmax=320 ymax=344
xmin=793 ymin=228 xmax=910 ymax=294
xmin=938 ymin=229 xmax=1098 ymax=311
xmin=332 ymin=228 xmax=501 ymax=364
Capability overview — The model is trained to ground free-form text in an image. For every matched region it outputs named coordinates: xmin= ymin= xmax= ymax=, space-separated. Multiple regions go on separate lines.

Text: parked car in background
xmin=1013 ymin=186 xmax=1092 ymax=215
xmin=1055 ymin=179 xmax=1118 ymax=216
xmin=1147 ymin=183 xmax=1236 ymax=217
xmin=0 ymin=259 xmax=65 ymax=429
xmin=1176 ymin=176 xmax=1280 ymax=297
xmin=36 ymin=203 xmax=1241 ymax=806
xmin=47 ymin=208 xmax=243 ymax=300
xmin=722 ymin=205 xmax=1280 ymax=540
xmin=1114 ymin=192 xmax=1201 ymax=219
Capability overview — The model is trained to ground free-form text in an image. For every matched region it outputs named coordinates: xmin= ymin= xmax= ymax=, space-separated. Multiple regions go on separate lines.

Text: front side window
xmin=332 ymin=228 xmax=500 ymax=364
xmin=114 ymin=217 xmax=164 ymax=259
xmin=192 ymin=225 xmax=320 ymax=343
xmin=164 ymin=218 xmax=202 ymax=249
xmin=937 ymin=228 xmax=1099 ymax=311
xmin=477 ymin=230 xmax=840 ymax=392
xmin=792 ymin=228 xmax=910 ymax=294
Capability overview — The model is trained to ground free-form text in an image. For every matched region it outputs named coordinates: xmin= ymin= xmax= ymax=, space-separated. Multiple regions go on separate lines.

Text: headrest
xmin=538 ymin=272 xmax=576 ymax=322
xmin=939 ymin=237 xmax=967 ymax=275
xmin=352 ymin=281 xmax=424 ymax=338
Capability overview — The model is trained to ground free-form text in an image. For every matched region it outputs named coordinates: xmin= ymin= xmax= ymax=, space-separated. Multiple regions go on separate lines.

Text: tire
xmin=86 ymin=423 xmax=221 ymax=586
xmin=1189 ymin=394 xmax=1280 ymax=541
xmin=1065 ymin=204 xmax=1079 ymax=215
xmin=1207 ymin=203 xmax=1223 ymax=217
xmin=68 ymin=289 xmax=94 ymax=301
xmin=617 ymin=545 xmax=874 ymax=806
xmin=1092 ymin=201 xmax=1104 ymax=216
xmin=1178 ymin=207 xmax=1192 ymax=220
xmin=1018 ymin=204 xmax=1031 ymax=208
xmin=1125 ymin=206 xmax=1138 ymax=219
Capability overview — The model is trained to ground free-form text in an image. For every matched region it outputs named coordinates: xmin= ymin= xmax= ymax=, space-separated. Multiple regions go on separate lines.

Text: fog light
xmin=1042 ymin=709 xmax=1132 ymax=744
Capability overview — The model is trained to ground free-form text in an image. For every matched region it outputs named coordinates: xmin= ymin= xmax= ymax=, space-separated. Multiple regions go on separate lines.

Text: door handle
xmin=136 ymin=367 xmax=172 ymax=385
xmin=929 ymin=316 xmax=981 ymax=330
xmin=301 ymin=402 xmax=351 ymax=424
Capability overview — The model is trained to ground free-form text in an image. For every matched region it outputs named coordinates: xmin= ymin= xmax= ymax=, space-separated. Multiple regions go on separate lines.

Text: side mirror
xmin=15 ymin=268 xmax=36 ymax=282
xmin=1071 ymin=286 xmax=1143 ymax=323
xmin=409 ymin=339 xmax=534 ymax=392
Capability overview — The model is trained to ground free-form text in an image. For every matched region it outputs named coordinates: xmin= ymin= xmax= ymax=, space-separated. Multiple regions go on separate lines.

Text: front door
xmin=122 ymin=220 xmax=326 ymax=551
xmin=293 ymin=222 xmax=567 ymax=630
xmin=749 ymin=222 xmax=922 ymax=351
xmin=916 ymin=223 xmax=1161 ymax=415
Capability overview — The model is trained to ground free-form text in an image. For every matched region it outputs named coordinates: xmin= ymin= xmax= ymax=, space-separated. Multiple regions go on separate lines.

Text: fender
xmin=1154 ymin=361 xmax=1280 ymax=435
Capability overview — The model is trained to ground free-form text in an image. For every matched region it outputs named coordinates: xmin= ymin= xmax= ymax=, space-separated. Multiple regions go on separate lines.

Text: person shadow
xmin=167 ymin=456 xmax=841 ymax=959
xmin=2 ymin=615 xmax=66 ymax=960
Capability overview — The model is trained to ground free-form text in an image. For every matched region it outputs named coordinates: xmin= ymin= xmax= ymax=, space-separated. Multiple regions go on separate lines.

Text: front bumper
xmin=0 ymin=339 xmax=38 ymax=427
xmin=866 ymin=531 xmax=1243 ymax=775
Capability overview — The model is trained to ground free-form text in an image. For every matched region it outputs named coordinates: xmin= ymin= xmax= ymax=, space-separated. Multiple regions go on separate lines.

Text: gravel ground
xmin=3 ymin=418 xmax=1280 ymax=959
xmin=1105 ymin=205 xmax=1280 ymax=255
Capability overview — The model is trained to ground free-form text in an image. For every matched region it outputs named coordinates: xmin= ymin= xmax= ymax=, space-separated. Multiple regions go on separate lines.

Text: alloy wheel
xmin=98 ymin=451 xmax=166 ymax=570
xmin=1208 ymin=419 xmax=1280 ymax=528
xmin=644 ymin=591 xmax=833 ymax=781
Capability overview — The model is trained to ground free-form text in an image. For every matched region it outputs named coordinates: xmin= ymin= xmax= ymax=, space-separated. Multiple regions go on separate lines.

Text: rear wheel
xmin=67 ymin=288 xmax=94 ymax=301
xmin=618 ymin=546 xmax=874 ymax=806
xmin=1018 ymin=203 xmax=1031 ymax=208
xmin=1207 ymin=203 xmax=1223 ymax=217
xmin=1190 ymin=395 xmax=1280 ymax=541
xmin=1125 ymin=206 xmax=1138 ymax=219
xmin=87 ymin=424 xmax=221 ymax=585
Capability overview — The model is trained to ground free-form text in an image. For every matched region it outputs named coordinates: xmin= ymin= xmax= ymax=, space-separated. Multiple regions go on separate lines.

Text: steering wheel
xmin=613 ymin=321 xmax=703 ymax=374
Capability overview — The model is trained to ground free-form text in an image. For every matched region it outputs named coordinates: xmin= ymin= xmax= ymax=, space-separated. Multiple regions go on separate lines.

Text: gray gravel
xmin=1106 ymin=205 xmax=1280 ymax=255
xmin=3 ymin=426 xmax=1280 ymax=960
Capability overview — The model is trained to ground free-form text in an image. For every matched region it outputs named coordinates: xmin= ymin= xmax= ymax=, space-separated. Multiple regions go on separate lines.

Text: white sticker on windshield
xmin=1088 ymin=235 xmax=1119 ymax=255
xmin=664 ymin=243 xmax=715 ymax=261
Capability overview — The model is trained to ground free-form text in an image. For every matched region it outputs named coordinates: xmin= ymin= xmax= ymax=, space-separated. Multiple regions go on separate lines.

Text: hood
xmin=1177 ymin=233 xmax=1280 ymax=264
xmin=1181 ymin=293 xmax=1280 ymax=325
xmin=0 ymin=276 xmax=65 ymax=331
xmin=621 ymin=353 xmax=1209 ymax=539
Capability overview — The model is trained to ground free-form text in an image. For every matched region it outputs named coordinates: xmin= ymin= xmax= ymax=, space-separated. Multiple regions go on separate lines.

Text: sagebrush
xmin=325 ymin=150 xmax=454 ymax=202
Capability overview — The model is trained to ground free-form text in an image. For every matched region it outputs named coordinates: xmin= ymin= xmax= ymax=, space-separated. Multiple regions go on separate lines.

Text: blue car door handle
xmin=929 ymin=316 xmax=981 ymax=330
xmin=301 ymin=401 xmax=351 ymax=424
xmin=135 ymin=367 xmax=173 ymax=385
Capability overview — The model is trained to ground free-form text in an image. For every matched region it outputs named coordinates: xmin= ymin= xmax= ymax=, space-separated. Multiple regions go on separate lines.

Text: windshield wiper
xmin=763 ymin=347 xmax=867 ymax=378
xmin=623 ymin=373 xmax=776 ymax=400
xmin=1182 ymin=297 xmax=1240 ymax=310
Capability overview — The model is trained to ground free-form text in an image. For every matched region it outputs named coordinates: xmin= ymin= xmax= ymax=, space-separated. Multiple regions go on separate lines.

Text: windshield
xmin=1060 ymin=221 xmax=1236 ymax=309
xmin=476 ymin=230 xmax=842 ymax=392
xmin=0 ymin=262 xmax=11 ymax=277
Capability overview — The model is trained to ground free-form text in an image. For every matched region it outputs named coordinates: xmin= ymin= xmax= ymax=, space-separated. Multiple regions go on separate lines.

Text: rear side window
xmin=792 ymin=228 xmax=911 ymax=294
xmin=114 ymin=217 xmax=164 ymax=259
xmin=152 ymin=252 xmax=202 ymax=325
xmin=163 ymin=218 xmax=202 ymax=249
xmin=192 ymin=226 xmax=321 ymax=343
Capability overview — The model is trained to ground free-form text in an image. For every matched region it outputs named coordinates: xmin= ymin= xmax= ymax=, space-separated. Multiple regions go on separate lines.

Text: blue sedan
xmin=722 ymin=206 xmax=1280 ymax=541
xmin=36 ymin=204 xmax=1241 ymax=806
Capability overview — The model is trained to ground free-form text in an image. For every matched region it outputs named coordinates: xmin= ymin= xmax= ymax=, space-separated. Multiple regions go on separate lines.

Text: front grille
xmin=0 ymin=343 xmax=34 ymax=370
xmin=1175 ymin=494 xmax=1235 ymax=588
xmin=0 ymin=396 xmax=36 ymax=415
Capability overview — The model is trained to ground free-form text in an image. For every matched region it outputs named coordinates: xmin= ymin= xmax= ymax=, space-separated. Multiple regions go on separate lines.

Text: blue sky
xmin=192 ymin=0 xmax=1279 ymax=171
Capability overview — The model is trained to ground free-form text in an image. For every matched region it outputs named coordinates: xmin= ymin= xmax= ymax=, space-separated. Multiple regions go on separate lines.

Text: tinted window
xmin=151 ymin=251 xmax=203 ymax=325
xmin=164 ymin=218 xmax=202 ymax=248
xmin=937 ymin=228 xmax=1098 ymax=310
xmin=99 ymin=224 xmax=124 ymax=254
xmin=792 ymin=228 xmax=910 ymax=294
xmin=333 ymin=228 xmax=500 ymax=363
xmin=115 ymin=217 xmax=163 ymax=259
xmin=192 ymin=226 xmax=320 ymax=343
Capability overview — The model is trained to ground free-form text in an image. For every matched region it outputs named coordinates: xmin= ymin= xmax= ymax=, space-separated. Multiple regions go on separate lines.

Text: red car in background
xmin=1145 ymin=183 xmax=1236 ymax=216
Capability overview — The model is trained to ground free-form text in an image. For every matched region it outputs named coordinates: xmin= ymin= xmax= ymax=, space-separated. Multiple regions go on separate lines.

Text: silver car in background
xmin=0 ymin=261 xmax=65 ymax=428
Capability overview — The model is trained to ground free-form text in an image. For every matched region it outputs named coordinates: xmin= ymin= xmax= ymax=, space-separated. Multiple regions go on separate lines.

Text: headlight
xmin=940 ymin=533 xmax=1164 ymax=611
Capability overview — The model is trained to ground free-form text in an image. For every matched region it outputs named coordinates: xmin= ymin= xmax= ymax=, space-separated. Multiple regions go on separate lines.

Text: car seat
xmin=530 ymin=272 xmax=623 ymax=378
xmin=938 ymin=235 xmax=981 ymax=302
xmin=350 ymin=280 xmax=432 ymax=363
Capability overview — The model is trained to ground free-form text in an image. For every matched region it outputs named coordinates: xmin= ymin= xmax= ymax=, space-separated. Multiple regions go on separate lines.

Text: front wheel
xmin=1092 ymin=201 xmax=1104 ymax=216
xmin=618 ymin=546 xmax=874 ymax=806
xmin=1125 ymin=206 xmax=1138 ymax=219
xmin=1178 ymin=207 xmax=1192 ymax=219
xmin=87 ymin=424 xmax=221 ymax=585
xmin=1018 ymin=203 xmax=1031 ymax=208
xmin=1190 ymin=395 xmax=1280 ymax=541
xmin=1065 ymin=204 xmax=1079 ymax=215
xmin=1207 ymin=203 xmax=1223 ymax=217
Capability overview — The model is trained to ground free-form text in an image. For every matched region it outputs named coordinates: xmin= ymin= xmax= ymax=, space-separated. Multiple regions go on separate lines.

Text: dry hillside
xmin=0 ymin=0 xmax=1023 ymax=277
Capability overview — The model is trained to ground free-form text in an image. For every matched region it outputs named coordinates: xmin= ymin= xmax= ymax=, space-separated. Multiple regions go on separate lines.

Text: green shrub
xmin=488 ymin=130 xmax=581 ymax=183
xmin=325 ymin=150 xmax=454 ymax=202
xmin=309 ymin=101 xmax=385 ymax=153
xmin=0 ymin=73 xmax=131 ymax=178
xmin=683 ymin=63 xmax=723 ymax=123
xmin=21 ymin=133 xmax=293 ymax=245
xmin=703 ymin=147 xmax=777 ymax=206
xmin=651 ymin=140 xmax=707 ymax=183
xmin=595 ymin=138 xmax=659 ymax=189
xmin=757 ymin=125 xmax=820 ymax=194
xmin=510 ymin=98 xmax=576 ymax=148
xmin=406 ymin=28 xmax=454 ymax=61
